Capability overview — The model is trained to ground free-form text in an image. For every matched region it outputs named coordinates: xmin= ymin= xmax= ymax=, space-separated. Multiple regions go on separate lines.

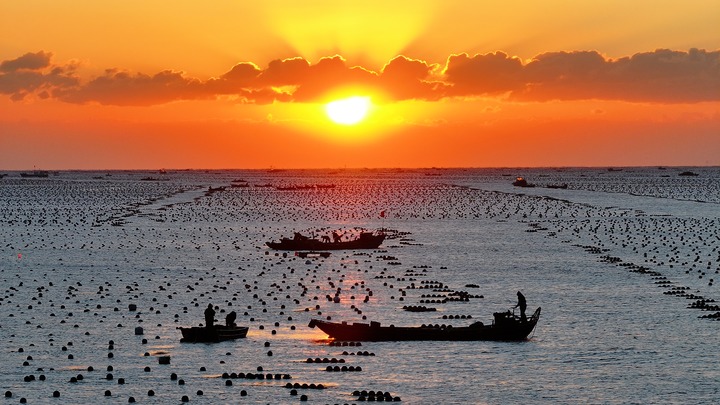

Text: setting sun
xmin=325 ymin=96 xmax=371 ymax=125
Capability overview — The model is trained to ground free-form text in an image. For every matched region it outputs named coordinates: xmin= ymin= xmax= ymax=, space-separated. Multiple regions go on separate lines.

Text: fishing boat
xmin=308 ymin=307 xmax=540 ymax=341
xmin=266 ymin=231 xmax=385 ymax=251
xmin=512 ymin=177 xmax=535 ymax=187
xmin=178 ymin=325 xmax=249 ymax=343
xmin=20 ymin=170 xmax=49 ymax=178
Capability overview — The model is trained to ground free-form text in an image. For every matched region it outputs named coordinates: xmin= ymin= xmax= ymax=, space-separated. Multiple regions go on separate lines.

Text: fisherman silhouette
xmin=204 ymin=304 xmax=216 ymax=328
xmin=515 ymin=291 xmax=527 ymax=322
xmin=225 ymin=311 xmax=237 ymax=327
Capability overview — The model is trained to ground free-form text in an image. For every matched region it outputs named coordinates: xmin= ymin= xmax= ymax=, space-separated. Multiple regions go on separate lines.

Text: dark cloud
xmin=514 ymin=49 xmax=720 ymax=102
xmin=443 ymin=52 xmax=524 ymax=95
xmin=57 ymin=69 xmax=209 ymax=106
xmin=379 ymin=56 xmax=447 ymax=100
xmin=0 ymin=51 xmax=78 ymax=100
xmin=0 ymin=48 xmax=717 ymax=105
xmin=0 ymin=51 xmax=52 ymax=72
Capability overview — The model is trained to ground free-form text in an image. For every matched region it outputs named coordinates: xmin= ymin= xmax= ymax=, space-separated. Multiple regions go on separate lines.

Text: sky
xmin=1 ymin=0 xmax=719 ymax=169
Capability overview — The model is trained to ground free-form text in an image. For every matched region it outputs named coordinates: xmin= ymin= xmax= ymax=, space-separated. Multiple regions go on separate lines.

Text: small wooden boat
xmin=267 ymin=231 xmax=385 ymax=251
xmin=178 ymin=325 xmax=249 ymax=343
xmin=512 ymin=177 xmax=535 ymax=187
xmin=309 ymin=308 xmax=540 ymax=341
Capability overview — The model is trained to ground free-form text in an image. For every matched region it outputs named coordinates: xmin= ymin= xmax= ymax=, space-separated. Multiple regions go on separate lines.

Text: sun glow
xmin=325 ymin=96 xmax=371 ymax=125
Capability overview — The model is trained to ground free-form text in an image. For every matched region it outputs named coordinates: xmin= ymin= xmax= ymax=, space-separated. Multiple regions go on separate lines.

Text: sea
xmin=1 ymin=167 xmax=718 ymax=404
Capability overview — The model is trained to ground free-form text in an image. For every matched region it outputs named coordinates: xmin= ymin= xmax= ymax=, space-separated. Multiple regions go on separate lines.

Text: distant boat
xmin=205 ymin=186 xmax=225 ymax=196
xmin=512 ymin=177 xmax=535 ymax=187
xmin=545 ymin=183 xmax=568 ymax=189
xmin=679 ymin=171 xmax=699 ymax=177
xmin=20 ymin=170 xmax=49 ymax=178
xmin=308 ymin=308 xmax=541 ymax=341
xmin=267 ymin=231 xmax=385 ymax=251
xmin=178 ymin=325 xmax=249 ymax=343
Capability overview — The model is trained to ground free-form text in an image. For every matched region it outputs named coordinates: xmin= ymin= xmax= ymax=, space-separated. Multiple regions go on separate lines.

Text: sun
xmin=325 ymin=96 xmax=370 ymax=125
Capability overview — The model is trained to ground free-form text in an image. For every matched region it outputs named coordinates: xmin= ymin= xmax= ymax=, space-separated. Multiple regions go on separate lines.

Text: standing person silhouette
xmin=225 ymin=311 xmax=237 ymax=327
xmin=204 ymin=304 xmax=216 ymax=328
xmin=515 ymin=291 xmax=527 ymax=322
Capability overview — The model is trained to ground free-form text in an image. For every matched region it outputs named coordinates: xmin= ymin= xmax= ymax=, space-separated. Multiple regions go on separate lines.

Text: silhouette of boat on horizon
xmin=512 ymin=177 xmax=535 ymax=187
xmin=178 ymin=325 xmax=249 ymax=343
xmin=308 ymin=307 xmax=541 ymax=341
xmin=20 ymin=170 xmax=50 ymax=178
xmin=266 ymin=231 xmax=385 ymax=251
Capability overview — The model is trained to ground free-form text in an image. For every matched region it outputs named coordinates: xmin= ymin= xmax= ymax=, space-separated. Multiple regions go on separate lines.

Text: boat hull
xmin=309 ymin=308 xmax=540 ymax=342
xmin=266 ymin=233 xmax=385 ymax=251
xmin=178 ymin=325 xmax=248 ymax=343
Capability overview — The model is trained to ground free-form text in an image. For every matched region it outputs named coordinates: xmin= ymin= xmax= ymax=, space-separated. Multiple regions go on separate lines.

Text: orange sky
xmin=1 ymin=1 xmax=719 ymax=169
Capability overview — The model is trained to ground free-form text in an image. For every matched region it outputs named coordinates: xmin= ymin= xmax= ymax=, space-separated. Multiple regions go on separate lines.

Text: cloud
xmin=443 ymin=52 xmax=524 ymax=95
xmin=379 ymin=55 xmax=447 ymax=100
xmin=0 ymin=51 xmax=53 ymax=72
xmin=1 ymin=48 xmax=717 ymax=105
xmin=514 ymin=49 xmax=720 ymax=102
xmin=0 ymin=51 xmax=79 ymax=101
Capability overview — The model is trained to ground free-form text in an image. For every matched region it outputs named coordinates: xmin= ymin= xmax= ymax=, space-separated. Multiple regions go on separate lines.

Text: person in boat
xmin=204 ymin=304 xmax=216 ymax=328
xmin=293 ymin=232 xmax=309 ymax=241
xmin=332 ymin=231 xmax=342 ymax=243
xmin=515 ymin=291 xmax=527 ymax=322
xmin=225 ymin=311 xmax=237 ymax=327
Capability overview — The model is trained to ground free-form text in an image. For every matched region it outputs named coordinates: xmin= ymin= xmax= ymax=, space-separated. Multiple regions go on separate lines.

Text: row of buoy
xmin=285 ymin=382 xmax=326 ymax=389
xmin=328 ymin=341 xmax=362 ymax=346
xmin=326 ymin=365 xmax=361 ymax=372
xmin=403 ymin=305 xmax=436 ymax=312
xmin=221 ymin=372 xmax=291 ymax=380
xmin=441 ymin=314 xmax=472 ymax=319
xmin=353 ymin=390 xmax=401 ymax=401
xmin=342 ymin=351 xmax=374 ymax=356
xmin=306 ymin=357 xmax=345 ymax=363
